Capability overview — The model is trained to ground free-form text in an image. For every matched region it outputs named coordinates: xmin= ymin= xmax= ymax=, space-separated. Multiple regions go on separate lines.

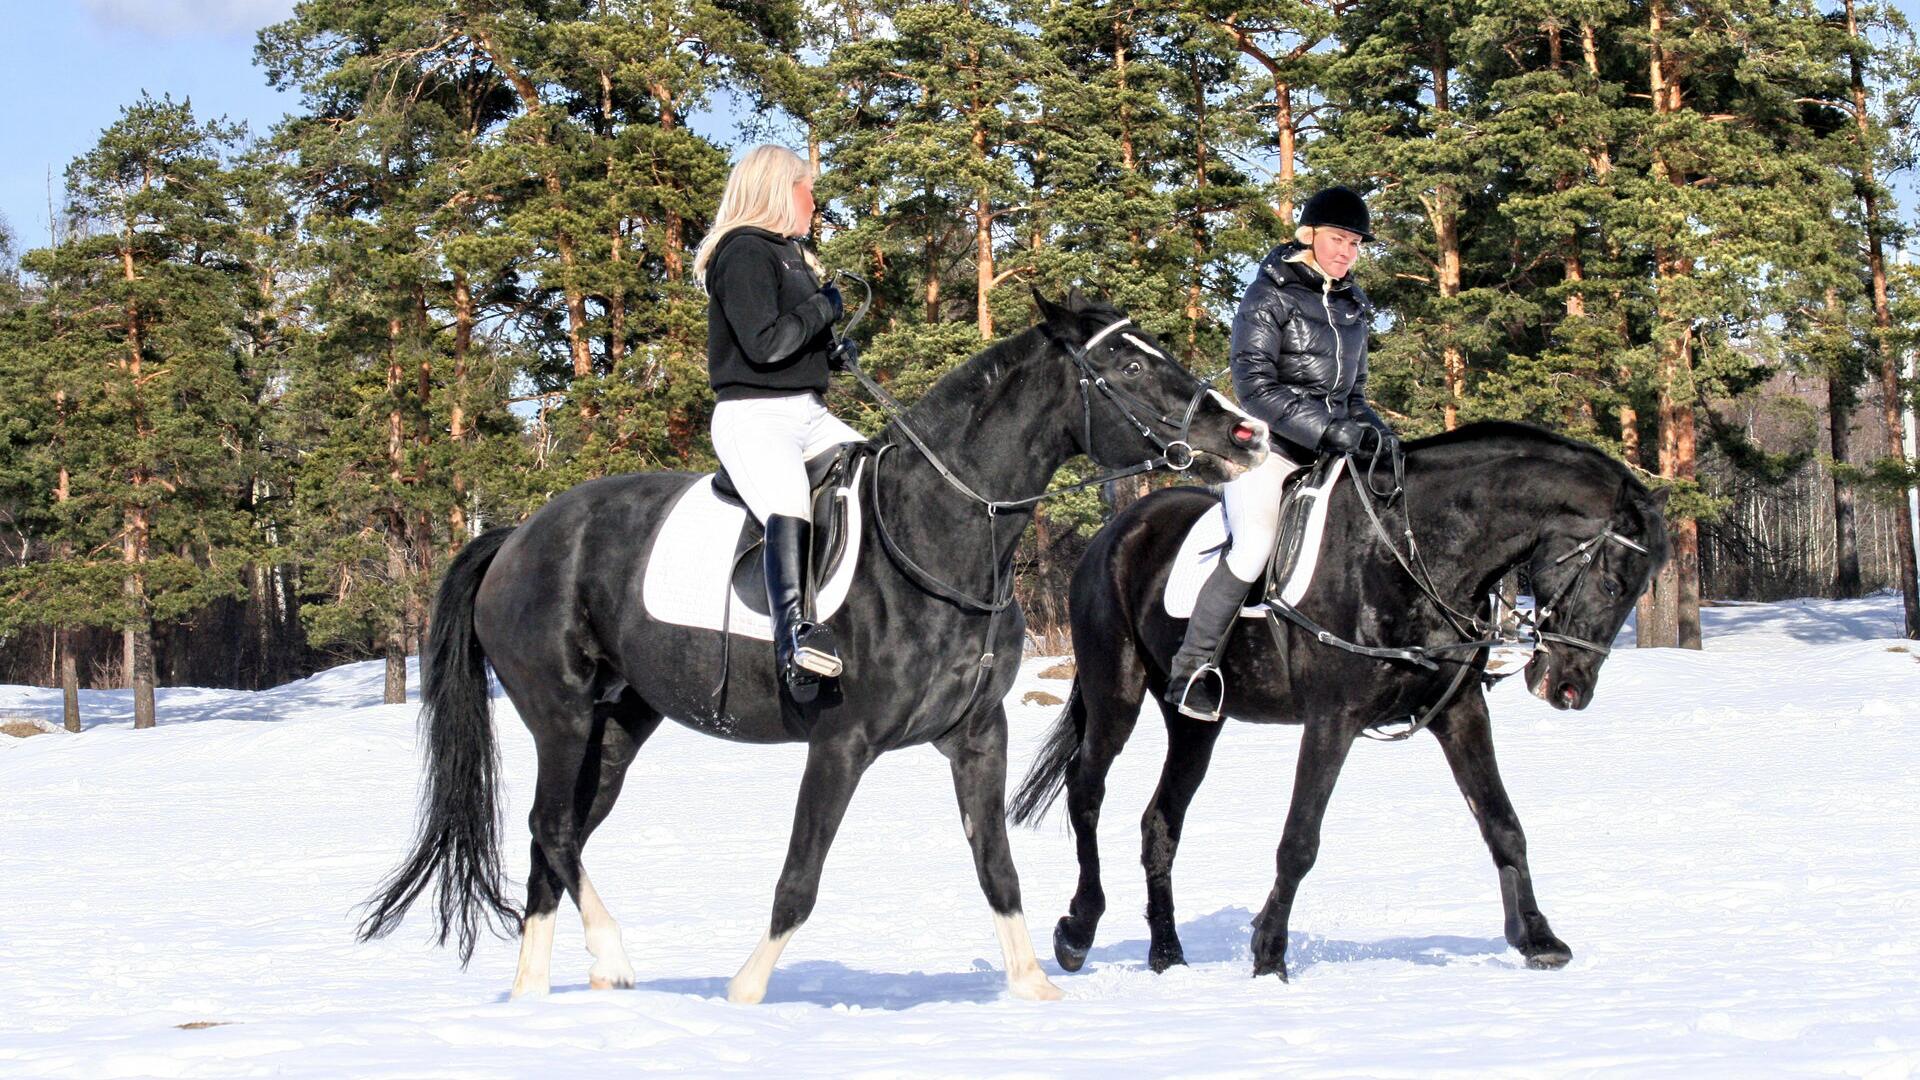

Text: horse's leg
xmin=1140 ymin=706 xmax=1226 ymax=972
xmin=937 ymin=705 xmax=1063 ymax=1001
xmin=574 ymin=694 xmax=665 ymax=990
xmin=1431 ymin=691 xmax=1572 ymax=969
xmin=512 ymin=713 xmax=597 ymax=999
xmin=1056 ymin=671 xmax=1145 ymax=972
xmin=726 ymin=732 xmax=876 ymax=1004
xmin=1249 ymin=718 xmax=1356 ymax=980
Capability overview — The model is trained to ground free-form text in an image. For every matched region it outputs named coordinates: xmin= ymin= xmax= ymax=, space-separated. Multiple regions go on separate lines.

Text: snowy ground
xmin=3 ymin=595 xmax=1918 ymax=1078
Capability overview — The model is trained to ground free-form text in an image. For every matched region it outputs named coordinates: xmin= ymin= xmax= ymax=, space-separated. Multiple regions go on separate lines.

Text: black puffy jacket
xmin=1229 ymin=241 xmax=1392 ymax=460
xmin=705 ymin=226 xmax=837 ymax=399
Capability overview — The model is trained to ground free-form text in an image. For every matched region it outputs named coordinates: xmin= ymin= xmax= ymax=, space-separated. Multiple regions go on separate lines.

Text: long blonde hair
xmin=693 ymin=145 xmax=822 ymax=286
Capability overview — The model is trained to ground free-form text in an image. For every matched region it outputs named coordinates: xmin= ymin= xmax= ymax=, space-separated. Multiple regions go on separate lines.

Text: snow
xmin=3 ymin=595 xmax=1917 ymax=1078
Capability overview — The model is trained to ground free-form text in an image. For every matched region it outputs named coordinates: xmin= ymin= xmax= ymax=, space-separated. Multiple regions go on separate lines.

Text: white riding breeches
xmin=1219 ymin=453 xmax=1303 ymax=581
xmin=710 ymin=392 xmax=865 ymax=524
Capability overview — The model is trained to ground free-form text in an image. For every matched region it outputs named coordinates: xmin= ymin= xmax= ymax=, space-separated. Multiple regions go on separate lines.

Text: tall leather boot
xmin=764 ymin=514 xmax=843 ymax=700
xmin=1164 ymin=560 xmax=1256 ymax=722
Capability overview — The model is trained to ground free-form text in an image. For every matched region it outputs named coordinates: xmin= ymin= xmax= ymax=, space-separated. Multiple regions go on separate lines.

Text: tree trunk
xmin=58 ymin=628 xmax=80 ymax=732
xmin=449 ymin=268 xmax=473 ymax=552
xmin=1847 ymin=0 xmax=1920 ymax=635
xmin=1430 ymin=42 xmax=1464 ymax=430
xmin=1826 ymin=289 xmax=1862 ymax=597
xmin=1646 ymin=1 xmax=1702 ymax=649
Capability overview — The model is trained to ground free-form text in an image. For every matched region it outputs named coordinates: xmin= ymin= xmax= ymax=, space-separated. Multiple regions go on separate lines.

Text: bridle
xmin=1269 ymin=453 xmax=1651 ymax=740
xmin=830 ymin=274 xmax=1236 ymax=728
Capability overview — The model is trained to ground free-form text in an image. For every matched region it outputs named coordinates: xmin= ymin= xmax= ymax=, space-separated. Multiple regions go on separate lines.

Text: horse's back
xmin=476 ymin=471 xmax=702 ymax=662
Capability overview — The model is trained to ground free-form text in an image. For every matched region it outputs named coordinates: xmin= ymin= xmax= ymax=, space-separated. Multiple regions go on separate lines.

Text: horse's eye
xmin=1123 ymin=361 xmax=1143 ymax=376
xmin=1601 ymin=579 xmax=1620 ymax=598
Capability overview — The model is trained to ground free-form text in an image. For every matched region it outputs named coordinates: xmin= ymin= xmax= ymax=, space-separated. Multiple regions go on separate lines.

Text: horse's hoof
xmin=1008 ymin=969 xmax=1065 ymax=1001
xmin=589 ymin=972 xmax=634 ymax=990
xmin=1523 ymin=941 xmax=1572 ymax=969
xmin=725 ymin=977 xmax=766 ymax=1005
xmin=1053 ymin=917 xmax=1090 ymax=973
xmin=1250 ymin=957 xmax=1289 ymax=982
xmin=1148 ymin=940 xmax=1187 ymax=973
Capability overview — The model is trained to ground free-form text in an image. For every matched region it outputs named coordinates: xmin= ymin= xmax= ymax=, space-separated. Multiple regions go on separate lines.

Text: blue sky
xmin=2 ymin=1 xmax=1916 ymax=254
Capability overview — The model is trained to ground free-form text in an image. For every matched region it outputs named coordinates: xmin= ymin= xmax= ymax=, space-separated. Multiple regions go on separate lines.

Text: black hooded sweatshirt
xmin=705 ymin=226 xmax=838 ymax=400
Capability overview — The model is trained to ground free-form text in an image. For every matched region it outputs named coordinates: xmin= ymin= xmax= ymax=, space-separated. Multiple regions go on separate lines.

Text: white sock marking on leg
xmin=578 ymin=870 xmax=635 ymax=990
xmin=511 ymin=909 xmax=557 ymax=1000
xmin=726 ymin=928 xmax=794 ymax=1005
xmin=994 ymin=911 xmax=1064 ymax=1002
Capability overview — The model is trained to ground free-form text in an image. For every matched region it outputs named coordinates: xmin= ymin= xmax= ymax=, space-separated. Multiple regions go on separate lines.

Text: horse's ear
xmin=1032 ymin=287 xmax=1077 ymax=338
xmin=1065 ymin=285 xmax=1090 ymax=312
xmin=1647 ymin=487 xmax=1671 ymax=514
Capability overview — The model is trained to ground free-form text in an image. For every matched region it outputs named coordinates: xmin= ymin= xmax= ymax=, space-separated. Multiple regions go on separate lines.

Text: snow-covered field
xmin=3 ymin=596 xmax=1917 ymax=1078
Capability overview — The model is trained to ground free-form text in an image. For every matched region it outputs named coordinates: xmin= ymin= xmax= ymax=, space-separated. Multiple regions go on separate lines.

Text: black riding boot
xmin=1165 ymin=560 xmax=1256 ymax=722
xmin=764 ymin=514 xmax=843 ymax=700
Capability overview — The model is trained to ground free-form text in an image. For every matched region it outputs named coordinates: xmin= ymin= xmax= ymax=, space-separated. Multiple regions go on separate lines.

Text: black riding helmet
xmin=1298 ymin=186 xmax=1373 ymax=242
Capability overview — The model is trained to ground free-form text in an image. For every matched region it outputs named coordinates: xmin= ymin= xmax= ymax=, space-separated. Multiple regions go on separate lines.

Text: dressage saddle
xmin=710 ymin=442 xmax=868 ymax=617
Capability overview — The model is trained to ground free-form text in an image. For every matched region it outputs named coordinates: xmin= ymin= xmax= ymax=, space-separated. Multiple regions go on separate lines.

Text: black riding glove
xmin=830 ymin=337 xmax=860 ymax=372
xmin=821 ymin=282 xmax=845 ymax=321
xmin=1319 ymin=419 xmax=1370 ymax=455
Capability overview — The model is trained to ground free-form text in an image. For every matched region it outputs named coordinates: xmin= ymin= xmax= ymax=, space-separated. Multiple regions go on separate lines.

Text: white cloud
xmin=79 ymin=0 xmax=298 ymax=39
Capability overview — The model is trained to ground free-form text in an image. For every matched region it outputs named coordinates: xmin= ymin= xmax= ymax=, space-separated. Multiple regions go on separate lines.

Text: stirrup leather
xmin=1174 ymin=663 xmax=1225 ymax=723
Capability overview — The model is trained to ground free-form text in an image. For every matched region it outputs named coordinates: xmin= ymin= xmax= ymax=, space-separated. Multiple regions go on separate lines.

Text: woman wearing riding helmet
xmin=1166 ymin=185 xmax=1398 ymax=721
xmin=694 ymin=145 xmax=863 ymax=697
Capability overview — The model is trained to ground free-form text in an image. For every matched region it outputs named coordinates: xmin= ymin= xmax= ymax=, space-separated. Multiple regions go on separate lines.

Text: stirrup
xmin=792 ymin=623 xmax=843 ymax=679
xmin=1174 ymin=664 xmax=1225 ymax=723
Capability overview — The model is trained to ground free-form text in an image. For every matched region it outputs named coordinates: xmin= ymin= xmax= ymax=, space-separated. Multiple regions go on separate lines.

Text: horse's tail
xmin=357 ymin=526 xmax=522 ymax=966
xmin=1009 ymin=678 xmax=1085 ymax=827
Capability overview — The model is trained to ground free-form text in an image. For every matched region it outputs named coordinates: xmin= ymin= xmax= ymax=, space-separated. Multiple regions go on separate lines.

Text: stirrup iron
xmin=792 ymin=622 xmax=843 ymax=678
xmin=1174 ymin=663 xmax=1225 ymax=723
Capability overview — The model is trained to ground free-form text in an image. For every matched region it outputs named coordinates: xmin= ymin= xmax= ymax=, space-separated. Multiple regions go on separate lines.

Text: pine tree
xmin=3 ymin=95 xmax=257 ymax=727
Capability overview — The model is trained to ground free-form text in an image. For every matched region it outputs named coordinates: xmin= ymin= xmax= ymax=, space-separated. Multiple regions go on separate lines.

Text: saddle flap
xmin=728 ymin=447 xmax=866 ymax=617
xmin=1163 ymin=455 xmax=1347 ymax=620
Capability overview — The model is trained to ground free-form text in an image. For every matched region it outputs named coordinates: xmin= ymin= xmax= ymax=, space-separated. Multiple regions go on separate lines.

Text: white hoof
xmin=725 ymin=975 xmax=767 ymax=1005
xmin=1008 ymin=969 xmax=1064 ymax=1002
xmin=509 ymin=980 xmax=551 ymax=1001
xmin=589 ymin=956 xmax=635 ymax=990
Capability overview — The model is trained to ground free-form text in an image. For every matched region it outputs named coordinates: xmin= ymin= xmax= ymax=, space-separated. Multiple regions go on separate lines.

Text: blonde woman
xmin=694 ymin=145 xmax=862 ymax=695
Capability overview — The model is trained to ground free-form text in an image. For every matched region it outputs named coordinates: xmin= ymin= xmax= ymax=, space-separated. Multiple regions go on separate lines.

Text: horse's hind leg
xmin=1056 ymin=664 xmax=1147 ymax=972
xmin=575 ymin=691 xmax=664 ymax=990
xmin=727 ymin=731 xmax=876 ymax=1005
xmin=1430 ymin=691 xmax=1571 ymax=969
xmin=508 ymin=688 xmax=606 ymax=999
xmin=937 ymin=705 xmax=1062 ymax=1001
xmin=1140 ymin=706 xmax=1225 ymax=972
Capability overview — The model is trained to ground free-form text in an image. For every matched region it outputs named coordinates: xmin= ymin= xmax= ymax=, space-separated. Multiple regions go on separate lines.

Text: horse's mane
xmin=1407 ymin=420 xmax=1651 ymax=497
xmin=890 ymin=304 xmax=1126 ymax=435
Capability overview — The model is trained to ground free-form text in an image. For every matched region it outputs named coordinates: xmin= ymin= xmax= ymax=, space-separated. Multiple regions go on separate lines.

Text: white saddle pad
xmin=642 ymin=463 xmax=865 ymax=641
xmin=1163 ymin=456 xmax=1347 ymax=619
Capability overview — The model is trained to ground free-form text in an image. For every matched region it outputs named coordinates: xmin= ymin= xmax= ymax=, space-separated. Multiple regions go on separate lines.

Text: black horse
xmin=1010 ymin=422 xmax=1668 ymax=980
xmin=356 ymin=290 xmax=1267 ymax=1003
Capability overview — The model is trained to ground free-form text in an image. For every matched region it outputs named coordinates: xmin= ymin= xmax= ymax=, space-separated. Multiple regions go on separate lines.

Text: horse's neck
xmin=1396 ymin=450 xmax=1566 ymax=602
xmin=876 ymin=348 xmax=1077 ymax=566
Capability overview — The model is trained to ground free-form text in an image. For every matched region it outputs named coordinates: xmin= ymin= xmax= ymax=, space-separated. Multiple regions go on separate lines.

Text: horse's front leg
xmin=937 ymin=705 xmax=1062 ymax=1001
xmin=1431 ymin=690 xmax=1571 ymax=969
xmin=1250 ymin=718 xmax=1355 ymax=980
xmin=727 ymin=731 xmax=876 ymax=1004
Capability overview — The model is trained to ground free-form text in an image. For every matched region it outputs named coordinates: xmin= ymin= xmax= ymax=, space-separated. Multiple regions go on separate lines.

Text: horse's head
xmin=1032 ymin=288 xmax=1267 ymax=481
xmin=1520 ymin=482 xmax=1671 ymax=710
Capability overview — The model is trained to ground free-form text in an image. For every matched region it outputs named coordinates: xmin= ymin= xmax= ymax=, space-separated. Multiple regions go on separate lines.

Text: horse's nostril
xmin=1232 ymin=422 xmax=1259 ymax=446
